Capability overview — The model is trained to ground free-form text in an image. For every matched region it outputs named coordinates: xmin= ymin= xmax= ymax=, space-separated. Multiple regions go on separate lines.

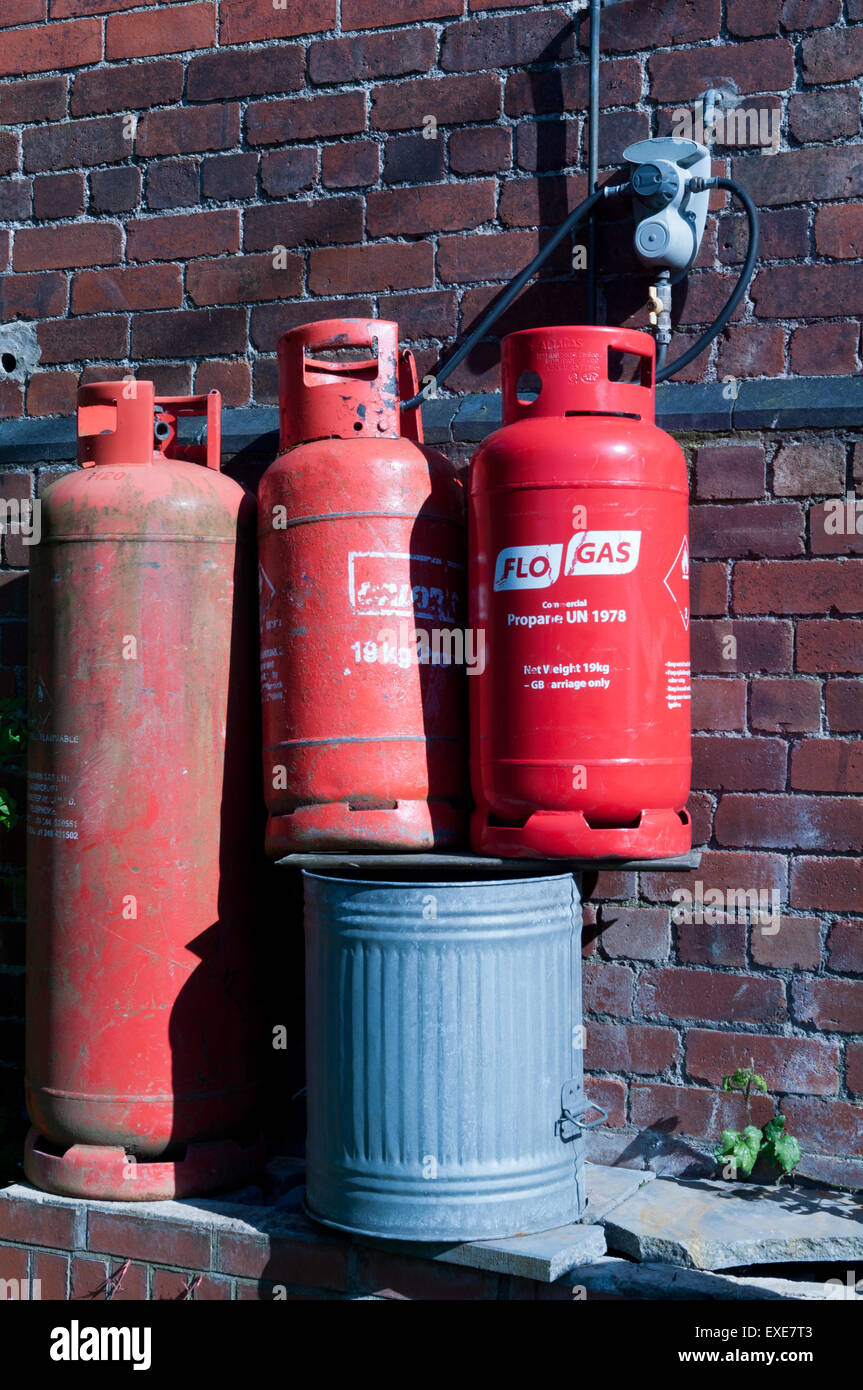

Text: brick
xmin=383 ymin=133 xmax=444 ymax=186
xmin=826 ymin=678 xmax=863 ymax=732
xmin=72 ymin=265 xmax=182 ymax=315
xmin=378 ymin=289 xmax=457 ymax=341
xmin=0 ymin=1245 xmax=28 ymax=1284
xmin=355 ymin=1245 xmax=495 ymax=1300
xmin=218 ymin=1226 xmax=348 ymax=1289
xmin=309 ymin=242 xmax=434 ymax=295
xmin=27 ymin=371 xmax=78 ymax=417
xmin=0 ymin=75 xmax=66 ymax=124
xmin=0 ymin=231 xmax=9 ymax=274
xmin=695 ymin=444 xmax=764 ymax=502
xmin=691 ymin=618 xmax=793 ymax=674
xmin=719 ymin=208 xmax=809 ymax=265
xmin=188 ymin=253 xmax=302 ymax=306
xmin=32 ymin=173 xmax=85 ymax=221
xmin=441 ymin=10 xmax=575 ymax=72
xmin=344 ymin=0 xmax=460 ymax=24
xmin=717 ymin=792 xmax=863 ymax=852
xmin=690 ymin=677 xmax=746 ymax=732
xmin=676 ymin=271 xmax=748 ymax=328
xmin=810 ymin=498 xmax=863 ymax=557
xmin=649 ymin=39 xmax=794 ymax=102
xmin=596 ymin=906 xmax=670 ymax=962
xmin=791 ymin=857 xmax=863 ymax=912
xmin=0 ymin=18 xmax=101 ymax=78
xmin=145 ymin=160 xmax=199 ymax=212
xmin=187 ymin=45 xmax=304 ymax=102
xmin=584 ymin=1022 xmax=678 ymax=1075
xmin=0 ymin=1194 xmax=75 ymax=1248
xmin=250 ymin=297 xmax=374 ymax=352
xmin=782 ymin=1097 xmax=863 ymax=1158
xmin=14 ymin=223 xmax=120 ymax=273
xmin=368 ymin=181 xmax=495 ymax=238
xmin=692 ymin=504 xmax=803 ymax=561
xmin=321 ymin=142 xmax=379 ymax=189
xmin=642 ymin=849 xmax=788 ymax=904
xmin=585 ymin=1076 xmax=627 ymax=1128
xmin=632 ymin=1083 xmax=774 ymax=1139
xmin=686 ymin=1029 xmax=839 ymax=1095
xmin=53 ymin=0 xmax=156 ymax=12
xmin=790 ymin=322 xmax=860 ymax=377
xmin=106 ymin=3 xmax=215 ymax=60
xmin=751 ymin=677 xmax=821 ymax=733
xmin=727 ymin=0 xmax=780 ymax=34
xmin=447 ymin=130 xmax=508 ymax=179
xmin=515 ymin=118 xmax=581 ymax=173
xmin=37 ymin=315 xmax=127 ymax=364
xmin=126 ymin=210 xmax=239 ymax=262
xmin=687 ymin=790 xmax=715 ymax=847
xmin=505 ymin=56 xmax=641 ymax=117
xmin=23 ymin=116 xmax=128 ymax=174
xmin=71 ymin=60 xmax=183 ymax=117
xmin=781 ymin=0 xmax=841 ymax=25
xmin=584 ymin=961 xmax=634 ymax=1017
xmin=247 ymin=93 xmax=366 ymax=146
xmin=0 ymin=272 xmax=66 ymax=321
xmin=815 ymin=203 xmax=863 ymax=261
xmin=437 ymin=229 xmax=559 ymax=286
xmin=803 ymin=26 xmax=863 ymax=84
xmin=694 ymin=736 xmax=787 ymax=791
xmin=311 ymin=29 xmax=435 ymax=84
xmin=791 ymin=737 xmax=863 ymax=791
xmin=848 ymin=1043 xmax=863 ymax=1096
xmin=88 ymin=1213 xmax=209 ymax=1269
xmin=371 ymin=74 xmax=500 ymax=131
xmin=588 ymin=0 xmax=721 ymax=50
xmin=194 ymin=360 xmax=251 ymax=409
xmin=139 ymin=105 xmax=240 ymax=160
xmin=735 ymin=559 xmax=863 ymax=615
xmin=32 ymin=1251 xmax=69 ymax=1302
xmin=797 ymin=619 xmax=863 ymax=674
xmin=221 ymin=0 xmax=335 ymax=44
xmin=751 ymin=916 xmax=822 ymax=970
xmin=735 ymin=147 xmax=863 ymax=209
xmin=202 ymin=153 xmax=257 ymax=202
xmin=69 ymin=1256 xmax=107 ymax=1300
xmin=90 ymin=167 xmax=140 ymax=216
xmin=691 ymin=561 xmax=728 ymax=617
xmin=137 ymin=363 xmax=194 ymax=397
xmin=153 ymin=1269 xmax=232 ymax=1301
xmin=677 ymin=918 xmax=747 ymax=967
xmin=0 ymin=0 xmax=45 ymax=27
xmin=789 ymin=87 xmax=860 ymax=144
xmin=826 ymin=920 xmax=863 ymax=975
xmin=131 ymin=307 xmax=246 ymax=360
xmin=260 ymin=148 xmax=317 ymax=197
xmin=772 ymin=442 xmax=845 ymax=498
xmin=245 ymin=198 xmax=362 ymax=252
xmin=0 ymin=133 xmax=18 ymax=179
xmin=716 ymin=325 xmax=786 ymax=381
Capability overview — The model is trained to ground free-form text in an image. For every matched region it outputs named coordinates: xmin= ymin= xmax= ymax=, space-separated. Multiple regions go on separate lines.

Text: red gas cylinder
xmin=470 ymin=326 xmax=691 ymax=859
xmin=25 ymin=382 xmax=264 ymax=1200
xmin=258 ymin=318 xmax=467 ymax=855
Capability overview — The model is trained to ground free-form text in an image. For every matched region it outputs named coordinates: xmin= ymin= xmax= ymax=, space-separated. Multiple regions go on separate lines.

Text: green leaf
xmin=762 ymin=1115 xmax=786 ymax=1144
xmin=715 ymin=1125 xmax=762 ymax=1178
xmin=0 ymin=789 xmax=19 ymax=830
xmin=721 ymin=1067 xmax=767 ymax=1095
xmin=763 ymin=1129 xmax=801 ymax=1180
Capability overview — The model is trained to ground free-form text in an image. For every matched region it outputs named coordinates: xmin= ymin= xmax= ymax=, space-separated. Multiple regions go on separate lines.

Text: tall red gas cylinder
xmin=470 ymin=326 xmax=691 ymax=859
xmin=258 ymin=319 xmax=466 ymax=855
xmin=25 ymin=382 xmax=264 ymax=1200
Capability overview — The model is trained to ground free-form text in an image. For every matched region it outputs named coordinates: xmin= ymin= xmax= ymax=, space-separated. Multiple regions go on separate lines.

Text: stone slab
xmin=601 ymin=1176 xmax=863 ymax=1271
xmin=582 ymin=1162 xmax=656 ymax=1224
xmin=562 ymin=1256 xmax=862 ymax=1301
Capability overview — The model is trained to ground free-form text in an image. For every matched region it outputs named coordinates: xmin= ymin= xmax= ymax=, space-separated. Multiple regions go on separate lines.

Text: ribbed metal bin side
xmin=303 ymin=873 xmax=585 ymax=1242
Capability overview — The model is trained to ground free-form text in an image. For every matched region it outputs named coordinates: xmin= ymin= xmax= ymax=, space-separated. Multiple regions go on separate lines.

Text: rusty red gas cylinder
xmin=258 ymin=319 xmax=467 ymax=855
xmin=470 ymin=326 xmax=692 ymax=859
xmin=25 ymin=382 xmax=264 ymax=1200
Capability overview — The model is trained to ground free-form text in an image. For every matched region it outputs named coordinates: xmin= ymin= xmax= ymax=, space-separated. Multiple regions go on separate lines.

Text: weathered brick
xmin=311 ymin=29 xmax=436 ymax=84
xmin=691 ymin=677 xmax=746 ymax=732
xmin=736 ymin=147 xmax=863 ymax=209
xmin=781 ymin=0 xmax=841 ymax=26
xmin=727 ymin=0 xmax=780 ymax=35
xmin=202 ymin=153 xmax=258 ymax=202
xmin=677 ymin=917 xmax=748 ymax=967
xmin=437 ymin=229 xmax=560 ymax=285
xmin=187 ymin=253 xmax=303 ymax=306
xmin=719 ymin=208 xmax=809 ymax=265
xmin=809 ymin=498 xmax=863 ymax=557
xmin=244 ymin=198 xmax=362 ymax=251
xmin=505 ymin=56 xmax=641 ymax=116
xmin=750 ymin=677 xmax=821 ymax=733
xmin=146 ymin=159 xmax=200 ymax=212
xmin=789 ymin=87 xmax=860 ymax=144
xmin=23 ymin=116 xmax=129 ymax=174
xmin=52 ymin=0 xmax=157 ymax=14
xmin=515 ymin=118 xmax=581 ymax=173
xmin=355 ymin=1245 xmax=495 ymax=1300
xmin=826 ymin=678 xmax=863 ymax=732
xmin=371 ymin=74 xmax=501 ymax=131
xmin=37 ymin=315 xmax=127 ymax=364
xmin=90 ymin=166 xmax=140 ymax=215
xmin=584 ymin=961 xmax=634 ymax=1017
xmin=815 ymin=203 xmax=863 ymax=260
xmin=585 ymin=1022 xmax=678 ymax=1075
xmin=716 ymin=325 xmax=786 ymax=380
xmin=220 ymin=0 xmax=335 ymax=44
xmin=32 ymin=1251 xmax=69 ymax=1303
xmin=782 ymin=1097 xmax=863 ymax=1158
xmin=631 ymin=1083 xmax=774 ymax=1139
xmin=194 ymin=360 xmax=251 ymax=409
xmin=693 ymin=736 xmax=786 ymax=791
xmin=344 ymin=0 xmax=460 ymax=23
xmin=717 ymin=793 xmax=863 ymax=852
xmin=0 ymin=1193 xmax=75 ymax=1248
xmin=187 ymin=45 xmax=305 ymax=102
xmin=217 ymin=1225 xmax=349 ymax=1288
xmin=321 ymin=142 xmax=379 ymax=189
xmin=309 ymin=242 xmax=434 ymax=295
xmin=649 ymin=39 xmax=794 ymax=101
xmin=691 ymin=618 xmax=793 ymax=674
xmin=72 ymin=265 xmax=182 ymax=315
xmin=0 ymin=272 xmax=66 ymax=322
xmin=0 ymin=0 xmax=43 ymax=21
xmin=0 ymin=18 xmax=101 ymax=78
xmin=449 ymin=127 xmax=511 ymax=175
xmin=247 ymin=93 xmax=366 ymax=146
xmin=368 ymin=181 xmax=495 ymax=237
xmin=378 ymin=289 xmax=457 ymax=341
xmin=585 ymin=1076 xmax=627 ymax=1127
xmin=14 ymin=222 xmax=120 ymax=272
xmin=0 ymin=132 xmax=19 ymax=179
xmin=848 ymin=1043 xmax=863 ymax=1096
xmin=138 ymin=105 xmax=240 ymax=159
xmin=791 ymin=737 xmax=863 ymax=791
xmin=0 ymin=1245 xmax=28 ymax=1283
xmin=441 ymin=10 xmax=575 ymax=72
xmin=691 ymin=561 xmax=728 ymax=617
xmin=105 ymin=2 xmax=216 ymax=60
xmin=0 ymin=75 xmax=67 ymax=124
xmin=126 ymin=210 xmax=239 ymax=262
xmin=71 ymin=60 xmax=183 ymax=117
xmin=383 ymin=133 xmax=445 ymax=186
xmin=33 ymin=173 xmax=85 ymax=221
xmin=692 ymin=503 xmax=803 ymax=559
xmin=686 ymin=1029 xmax=839 ymax=1095
xmin=27 ymin=371 xmax=78 ymax=417
xmin=750 ymin=916 xmax=822 ymax=970
xmin=596 ymin=906 xmax=670 ymax=963
xmin=826 ymin=920 xmax=863 ymax=975
xmin=798 ymin=618 xmax=863 ymax=674
xmin=791 ymin=857 xmax=863 ymax=912
xmin=152 ymin=1269 xmax=232 ymax=1301
xmin=695 ymin=444 xmax=765 ymax=501
xmin=590 ymin=0 xmax=721 ymax=50
xmin=260 ymin=148 xmax=317 ymax=197
xmin=802 ymin=26 xmax=863 ymax=84
xmin=639 ymin=968 xmax=785 ymax=1024
xmin=772 ymin=442 xmax=845 ymax=498
xmin=641 ymin=849 xmax=788 ymax=904
xmin=735 ymin=559 xmax=863 ymax=615
xmin=250 ymin=298 xmax=374 ymax=352
xmin=790 ymin=322 xmax=860 ymax=377
xmin=131 ymin=308 xmax=247 ymax=361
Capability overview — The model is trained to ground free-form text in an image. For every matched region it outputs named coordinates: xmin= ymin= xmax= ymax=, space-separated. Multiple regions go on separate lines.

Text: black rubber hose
xmin=399 ymin=184 xmax=608 ymax=412
xmin=655 ymin=176 xmax=759 ymax=383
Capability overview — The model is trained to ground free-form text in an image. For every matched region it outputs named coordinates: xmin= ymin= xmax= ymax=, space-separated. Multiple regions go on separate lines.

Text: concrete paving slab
xmin=582 ymin=1162 xmax=655 ymax=1224
xmin=601 ymin=1176 xmax=863 ymax=1270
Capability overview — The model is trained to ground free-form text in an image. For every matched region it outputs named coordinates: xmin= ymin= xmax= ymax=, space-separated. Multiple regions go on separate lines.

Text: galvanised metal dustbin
xmin=303 ymin=872 xmax=601 ymax=1242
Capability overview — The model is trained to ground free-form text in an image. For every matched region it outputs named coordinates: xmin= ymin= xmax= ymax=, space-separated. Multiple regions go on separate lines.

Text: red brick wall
xmin=0 ymin=2 xmax=861 ymax=1185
